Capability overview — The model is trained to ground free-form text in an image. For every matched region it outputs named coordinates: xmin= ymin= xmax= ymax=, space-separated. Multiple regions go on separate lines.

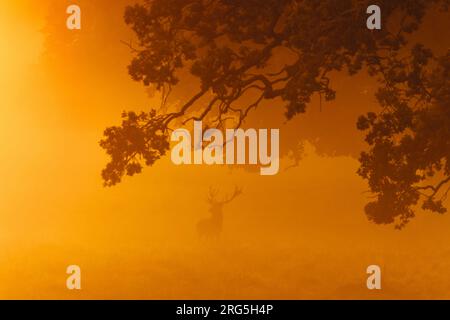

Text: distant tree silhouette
xmin=100 ymin=0 xmax=450 ymax=228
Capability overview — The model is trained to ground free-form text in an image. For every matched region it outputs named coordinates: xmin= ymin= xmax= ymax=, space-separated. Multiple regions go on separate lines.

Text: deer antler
xmin=222 ymin=186 xmax=243 ymax=204
xmin=206 ymin=186 xmax=243 ymax=205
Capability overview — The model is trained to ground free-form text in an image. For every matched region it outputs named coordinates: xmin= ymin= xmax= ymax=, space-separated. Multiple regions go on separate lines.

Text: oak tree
xmin=100 ymin=0 xmax=450 ymax=228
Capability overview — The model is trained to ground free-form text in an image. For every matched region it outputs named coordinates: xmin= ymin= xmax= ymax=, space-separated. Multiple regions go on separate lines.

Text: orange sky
xmin=1 ymin=0 xmax=450 ymax=299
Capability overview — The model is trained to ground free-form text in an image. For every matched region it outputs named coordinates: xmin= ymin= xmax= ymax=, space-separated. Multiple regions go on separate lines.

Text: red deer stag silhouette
xmin=197 ymin=186 xmax=243 ymax=240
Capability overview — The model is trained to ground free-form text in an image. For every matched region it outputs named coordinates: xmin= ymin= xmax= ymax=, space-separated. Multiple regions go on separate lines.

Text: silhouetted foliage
xmin=100 ymin=110 xmax=169 ymax=186
xmin=100 ymin=0 xmax=450 ymax=227
xmin=357 ymin=48 xmax=450 ymax=228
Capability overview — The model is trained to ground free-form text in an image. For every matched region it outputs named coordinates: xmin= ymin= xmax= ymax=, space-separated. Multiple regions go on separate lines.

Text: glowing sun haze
xmin=0 ymin=0 xmax=449 ymax=299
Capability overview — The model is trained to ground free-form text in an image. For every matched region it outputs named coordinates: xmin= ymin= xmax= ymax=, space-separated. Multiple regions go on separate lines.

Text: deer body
xmin=197 ymin=204 xmax=224 ymax=240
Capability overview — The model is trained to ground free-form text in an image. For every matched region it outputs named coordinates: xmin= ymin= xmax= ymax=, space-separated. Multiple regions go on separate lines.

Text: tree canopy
xmin=100 ymin=0 xmax=450 ymax=228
